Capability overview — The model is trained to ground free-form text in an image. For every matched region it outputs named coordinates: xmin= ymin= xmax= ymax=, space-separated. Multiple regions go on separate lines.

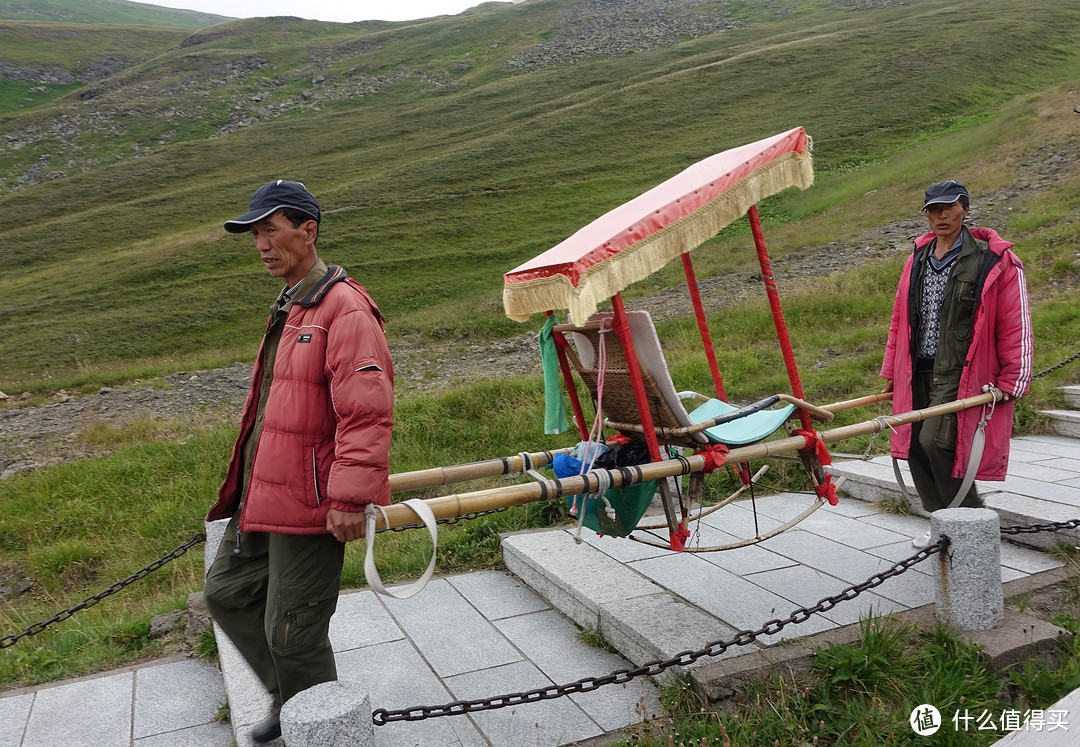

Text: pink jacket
xmin=207 ymin=268 xmax=394 ymax=534
xmin=880 ymin=227 xmax=1032 ymax=480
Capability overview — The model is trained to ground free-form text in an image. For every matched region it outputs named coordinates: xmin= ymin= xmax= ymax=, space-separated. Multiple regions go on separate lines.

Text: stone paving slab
xmin=380 ymin=578 xmax=523 ymax=678
xmin=1043 ymin=410 xmax=1080 ymax=439
xmin=214 ymin=572 xmax=657 ymax=747
xmin=493 ymin=609 xmax=662 ymax=730
xmin=446 ymin=569 xmax=552 ymax=620
xmin=0 ymin=659 xmax=234 ymax=747
xmin=502 ymin=529 xmax=665 ymax=629
xmin=993 ymin=680 xmax=1080 ymax=746
xmin=444 ymin=660 xmax=602 ymax=747
xmin=746 ymin=564 xmax=906 ymax=626
xmin=627 ymin=550 xmax=838 ymax=645
xmin=0 ymin=694 xmax=33 ymax=747
xmin=336 ymin=638 xmax=486 ymax=747
xmin=133 ymin=659 xmax=227 ymax=740
xmin=134 ymin=722 xmax=234 ymax=747
xmin=598 ymin=593 xmax=745 ymax=674
xmin=329 ymin=589 xmax=406 ymax=653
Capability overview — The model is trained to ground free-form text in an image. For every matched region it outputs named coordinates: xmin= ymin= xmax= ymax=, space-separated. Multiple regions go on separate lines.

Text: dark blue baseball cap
xmin=224 ymin=180 xmax=321 ymax=233
xmin=922 ymin=180 xmax=969 ymax=211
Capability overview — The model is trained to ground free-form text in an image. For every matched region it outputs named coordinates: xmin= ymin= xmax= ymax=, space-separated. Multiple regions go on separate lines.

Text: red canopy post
xmin=747 ymin=205 xmax=813 ymax=433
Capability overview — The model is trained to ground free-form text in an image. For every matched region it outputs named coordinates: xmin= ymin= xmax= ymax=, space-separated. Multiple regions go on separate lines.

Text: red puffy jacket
xmin=880 ymin=227 xmax=1032 ymax=480
xmin=207 ymin=267 xmax=394 ymax=534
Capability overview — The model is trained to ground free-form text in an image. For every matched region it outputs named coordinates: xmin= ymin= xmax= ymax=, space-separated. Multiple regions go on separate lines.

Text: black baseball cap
xmin=224 ymin=180 xmax=321 ymax=233
xmin=922 ymin=180 xmax=969 ymax=211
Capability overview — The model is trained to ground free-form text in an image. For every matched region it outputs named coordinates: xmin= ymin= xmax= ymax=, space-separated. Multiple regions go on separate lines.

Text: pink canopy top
xmin=503 ymin=126 xmax=812 ymax=323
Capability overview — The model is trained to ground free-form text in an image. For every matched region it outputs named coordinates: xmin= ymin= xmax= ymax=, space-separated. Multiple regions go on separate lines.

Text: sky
xmin=138 ymin=0 xmax=506 ymax=23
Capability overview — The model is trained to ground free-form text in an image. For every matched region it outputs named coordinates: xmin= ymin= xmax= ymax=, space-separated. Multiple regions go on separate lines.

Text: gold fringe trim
xmin=504 ymin=149 xmax=813 ymax=322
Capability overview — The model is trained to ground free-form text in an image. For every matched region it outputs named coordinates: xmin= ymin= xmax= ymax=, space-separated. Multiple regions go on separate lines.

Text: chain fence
xmin=372 ymin=538 xmax=951 ymax=724
xmin=3 ymin=515 xmax=1079 ymax=726
xmin=0 ymin=532 xmax=206 ymax=650
xmin=373 ymin=516 xmax=1080 ymax=725
xmin=1032 ymin=351 xmax=1080 ymax=381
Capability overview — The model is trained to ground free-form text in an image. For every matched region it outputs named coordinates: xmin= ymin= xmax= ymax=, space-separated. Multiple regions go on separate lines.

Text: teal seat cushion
xmin=688 ymin=398 xmax=796 ymax=445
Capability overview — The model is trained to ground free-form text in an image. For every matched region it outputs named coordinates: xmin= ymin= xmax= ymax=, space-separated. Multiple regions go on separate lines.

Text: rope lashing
xmin=517 ymin=450 xmax=549 ymax=482
xmin=795 ymin=428 xmax=839 ymax=505
xmin=573 ymin=467 xmax=613 ymax=544
xmin=862 ymin=415 xmax=900 ymax=460
xmin=572 ymin=326 xmax=611 ymax=517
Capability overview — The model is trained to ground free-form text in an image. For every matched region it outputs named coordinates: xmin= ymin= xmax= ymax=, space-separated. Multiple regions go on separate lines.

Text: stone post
xmin=204 ymin=518 xmax=230 ymax=574
xmin=280 ymin=681 xmax=374 ymax=746
xmin=931 ymin=508 xmax=1004 ymax=631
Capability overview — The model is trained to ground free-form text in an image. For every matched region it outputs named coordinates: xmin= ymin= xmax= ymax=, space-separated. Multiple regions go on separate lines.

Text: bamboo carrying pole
xmin=389 ymin=447 xmax=573 ymax=493
xmin=372 ymin=391 xmax=998 ymax=531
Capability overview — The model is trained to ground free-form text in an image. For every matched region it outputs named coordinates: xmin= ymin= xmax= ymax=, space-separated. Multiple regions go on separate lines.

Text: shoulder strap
xmin=296 ymin=265 xmax=348 ymax=307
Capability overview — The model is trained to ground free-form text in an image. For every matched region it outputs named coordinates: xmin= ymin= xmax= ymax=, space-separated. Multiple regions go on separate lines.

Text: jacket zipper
xmin=283 ymin=612 xmax=295 ymax=647
xmin=313 ymin=447 xmax=323 ymax=505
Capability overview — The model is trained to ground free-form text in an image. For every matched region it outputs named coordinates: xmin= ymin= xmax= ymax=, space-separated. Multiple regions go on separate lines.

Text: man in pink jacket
xmin=204 ymin=180 xmax=394 ymax=742
xmin=881 ymin=180 xmax=1032 ymax=548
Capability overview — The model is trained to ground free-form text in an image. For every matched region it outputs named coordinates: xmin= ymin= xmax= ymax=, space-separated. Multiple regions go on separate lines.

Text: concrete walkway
xmin=3 ymin=426 xmax=1079 ymax=746
xmin=1 ymin=569 xmax=662 ymax=747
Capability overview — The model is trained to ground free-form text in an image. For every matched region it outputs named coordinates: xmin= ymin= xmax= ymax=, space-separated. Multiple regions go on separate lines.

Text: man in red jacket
xmin=203 ymin=180 xmax=394 ymax=742
xmin=881 ymin=180 xmax=1032 ymax=549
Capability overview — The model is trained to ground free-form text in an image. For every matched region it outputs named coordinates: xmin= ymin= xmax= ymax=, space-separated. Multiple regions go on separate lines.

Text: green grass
xmin=0 ymin=0 xmax=228 ymax=28
xmin=623 ymin=613 xmax=1080 ymax=746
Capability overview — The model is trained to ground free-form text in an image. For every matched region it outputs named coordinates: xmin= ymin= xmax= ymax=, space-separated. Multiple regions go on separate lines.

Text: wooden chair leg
xmin=655 ymin=476 xmax=681 ymax=535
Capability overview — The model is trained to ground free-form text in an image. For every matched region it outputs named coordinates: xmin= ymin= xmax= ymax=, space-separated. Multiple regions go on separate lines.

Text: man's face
xmin=924 ymin=200 xmax=968 ymax=242
xmin=250 ymin=211 xmax=318 ymax=286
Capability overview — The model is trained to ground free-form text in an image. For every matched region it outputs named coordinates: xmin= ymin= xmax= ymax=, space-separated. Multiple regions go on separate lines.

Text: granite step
xmin=1040 ymin=409 xmax=1080 ymax=439
xmin=827 ymin=434 xmax=1080 ymax=551
xmin=1061 ymin=385 xmax=1080 ymax=409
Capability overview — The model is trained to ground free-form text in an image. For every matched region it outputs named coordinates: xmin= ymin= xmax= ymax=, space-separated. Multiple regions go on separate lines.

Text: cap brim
xmin=223 ymin=204 xmax=319 ymax=233
xmin=223 ymin=206 xmax=281 ymax=233
xmin=921 ymin=194 xmax=965 ymax=210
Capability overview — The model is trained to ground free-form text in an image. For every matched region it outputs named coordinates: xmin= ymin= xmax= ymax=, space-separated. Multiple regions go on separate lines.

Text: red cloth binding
xmin=795 ymin=428 xmax=831 ymax=466
xmin=814 ymin=474 xmax=839 ymax=506
xmin=698 ymin=444 xmax=729 ymax=473
xmin=669 ymin=526 xmax=691 ymax=552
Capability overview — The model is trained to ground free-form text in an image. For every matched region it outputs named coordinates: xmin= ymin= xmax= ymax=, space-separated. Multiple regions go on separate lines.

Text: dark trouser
xmin=204 ymin=515 xmax=345 ymax=706
xmin=909 ymin=370 xmax=981 ymax=513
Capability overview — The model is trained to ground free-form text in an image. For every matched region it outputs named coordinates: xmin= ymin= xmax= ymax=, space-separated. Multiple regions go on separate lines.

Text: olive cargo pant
xmin=204 ymin=515 xmax=345 ymax=706
xmin=908 ymin=370 xmax=982 ymax=513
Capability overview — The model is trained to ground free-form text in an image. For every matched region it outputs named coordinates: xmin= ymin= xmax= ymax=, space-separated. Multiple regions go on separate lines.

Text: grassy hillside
xmin=0 ymin=0 xmax=1078 ymax=394
xmin=0 ymin=0 xmax=228 ymax=28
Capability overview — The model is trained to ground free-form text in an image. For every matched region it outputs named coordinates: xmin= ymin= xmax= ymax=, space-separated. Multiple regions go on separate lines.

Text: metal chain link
xmin=1033 ymin=351 xmax=1080 ymax=380
xmin=372 ymin=538 xmax=950 ymax=725
xmin=0 ymin=533 xmax=206 ymax=649
xmin=1001 ymin=519 xmax=1080 ymax=535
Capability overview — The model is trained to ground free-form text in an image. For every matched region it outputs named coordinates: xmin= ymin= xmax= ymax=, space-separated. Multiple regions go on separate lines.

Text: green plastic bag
xmin=566 ymin=479 xmax=657 ymax=537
